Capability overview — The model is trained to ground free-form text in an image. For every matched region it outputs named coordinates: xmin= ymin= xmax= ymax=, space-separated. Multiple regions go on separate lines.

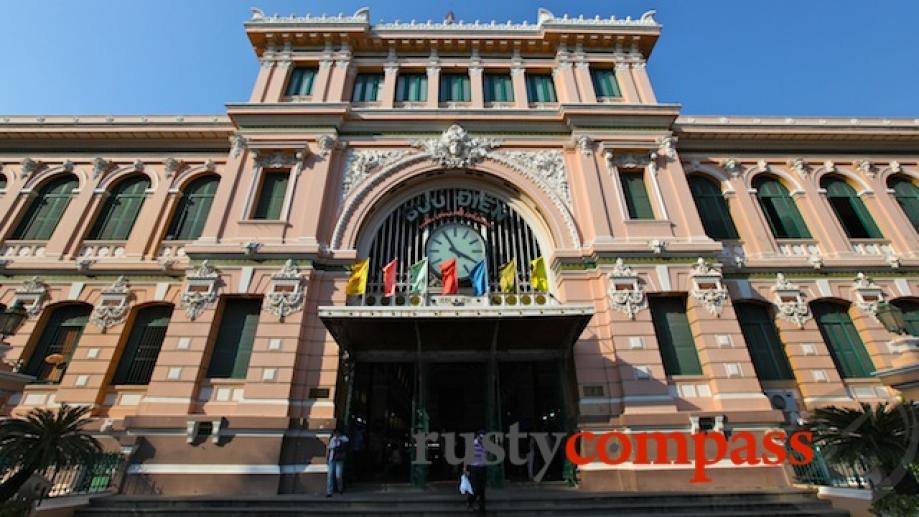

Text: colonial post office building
xmin=1 ymin=7 xmax=918 ymax=495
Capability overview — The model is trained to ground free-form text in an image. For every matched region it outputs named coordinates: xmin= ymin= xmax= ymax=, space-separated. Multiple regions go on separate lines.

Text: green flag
xmin=409 ymin=258 xmax=429 ymax=294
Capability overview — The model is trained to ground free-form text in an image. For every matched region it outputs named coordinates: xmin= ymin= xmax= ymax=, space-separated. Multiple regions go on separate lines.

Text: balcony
xmin=351 ymin=280 xmax=555 ymax=308
xmin=1 ymin=240 xmax=48 ymax=258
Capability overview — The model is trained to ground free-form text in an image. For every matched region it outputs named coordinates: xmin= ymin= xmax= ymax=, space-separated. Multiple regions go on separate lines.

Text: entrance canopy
xmin=318 ymin=304 xmax=593 ymax=361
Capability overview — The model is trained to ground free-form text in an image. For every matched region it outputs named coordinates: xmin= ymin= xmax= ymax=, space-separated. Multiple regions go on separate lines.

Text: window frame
xmin=619 ymin=169 xmax=656 ymax=220
xmin=820 ymin=176 xmax=882 ymax=239
xmin=590 ymin=67 xmax=622 ymax=100
xmin=688 ymin=175 xmax=739 ymax=240
xmin=284 ymin=66 xmax=319 ymax=98
xmin=87 ymin=175 xmax=151 ymax=241
xmin=812 ymin=302 xmax=876 ymax=379
xmin=249 ymin=169 xmax=291 ymax=221
xmin=735 ymin=302 xmax=795 ymax=381
xmin=753 ymin=176 xmax=812 ymax=239
xmin=649 ymin=296 xmax=703 ymax=376
xmin=483 ymin=72 xmax=514 ymax=103
xmin=10 ymin=175 xmax=79 ymax=241
xmin=165 ymin=175 xmax=219 ymax=241
xmin=395 ymin=72 xmax=428 ymax=103
xmin=439 ymin=72 xmax=471 ymax=103
xmin=889 ymin=175 xmax=919 ymax=233
xmin=524 ymin=72 xmax=558 ymax=104
xmin=206 ymin=297 xmax=263 ymax=380
xmin=351 ymin=72 xmax=384 ymax=103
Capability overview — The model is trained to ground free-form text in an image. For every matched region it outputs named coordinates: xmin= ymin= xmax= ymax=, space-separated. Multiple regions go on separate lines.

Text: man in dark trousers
xmin=468 ymin=430 xmax=487 ymax=513
xmin=326 ymin=428 xmax=350 ymax=497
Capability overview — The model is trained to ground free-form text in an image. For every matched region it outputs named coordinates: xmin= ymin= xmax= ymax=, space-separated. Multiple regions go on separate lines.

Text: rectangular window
xmin=650 ymin=297 xmax=703 ymax=376
xmin=439 ymin=73 xmax=471 ymax=102
xmin=207 ymin=298 xmax=262 ymax=379
xmin=525 ymin=73 xmax=557 ymax=103
xmin=352 ymin=73 xmax=383 ymax=102
xmin=285 ymin=67 xmax=317 ymax=97
xmin=396 ymin=73 xmax=427 ymax=102
xmin=620 ymin=170 xmax=655 ymax=219
xmin=590 ymin=68 xmax=621 ymax=99
xmin=483 ymin=73 xmax=514 ymax=102
xmin=252 ymin=170 xmax=289 ymax=220
xmin=735 ymin=304 xmax=794 ymax=381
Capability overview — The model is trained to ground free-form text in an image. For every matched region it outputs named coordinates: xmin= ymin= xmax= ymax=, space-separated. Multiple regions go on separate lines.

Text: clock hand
xmin=451 ymin=248 xmax=476 ymax=262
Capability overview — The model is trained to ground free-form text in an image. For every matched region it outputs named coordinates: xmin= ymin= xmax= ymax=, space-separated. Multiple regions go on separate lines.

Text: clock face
xmin=426 ymin=223 xmax=487 ymax=280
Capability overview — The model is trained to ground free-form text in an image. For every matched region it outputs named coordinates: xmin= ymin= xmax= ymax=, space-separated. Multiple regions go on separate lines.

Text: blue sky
xmin=2 ymin=0 xmax=917 ymax=117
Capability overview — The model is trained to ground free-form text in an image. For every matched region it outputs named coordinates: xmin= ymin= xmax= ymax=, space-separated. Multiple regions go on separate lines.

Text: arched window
xmin=888 ymin=176 xmax=919 ymax=233
xmin=812 ymin=302 xmax=875 ymax=378
xmin=892 ymin=299 xmax=919 ymax=337
xmin=23 ymin=304 xmax=91 ymax=383
xmin=165 ymin=175 xmax=219 ymax=240
xmin=10 ymin=175 xmax=78 ymax=240
xmin=112 ymin=305 xmax=172 ymax=385
xmin=753 ymin=176 xmax=811 ymax=239
xmin=734 ymin=303 xmax=794 ymax=380
xmin=688 ymin=175 xmax=738 ymax=240
xmin=821 ymin=176 xmax=882 ymax=239
xmin=87 ymin=175 xmax=150 ymax=240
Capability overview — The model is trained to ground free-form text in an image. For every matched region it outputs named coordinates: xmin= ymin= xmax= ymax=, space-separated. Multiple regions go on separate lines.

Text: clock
xmin=426 ymin=223 xmax=487 ymax=280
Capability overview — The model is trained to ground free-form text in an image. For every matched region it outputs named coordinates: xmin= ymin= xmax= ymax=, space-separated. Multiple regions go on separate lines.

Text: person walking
xmin=468 ymin=430 xmax=487 ymax=513
xmin=326 ymin=428 xmax=350 ymax=497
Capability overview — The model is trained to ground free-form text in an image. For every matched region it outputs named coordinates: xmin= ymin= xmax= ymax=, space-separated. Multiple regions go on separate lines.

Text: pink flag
xmin=440 ymin=258 xmax=458 ymax=295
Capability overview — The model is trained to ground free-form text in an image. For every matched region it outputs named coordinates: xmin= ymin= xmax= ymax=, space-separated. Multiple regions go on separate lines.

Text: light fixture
xmin=0 ymin=300 xmax=28 ymax=338
xmin=875 ymin=302 xmax=908 ymax=335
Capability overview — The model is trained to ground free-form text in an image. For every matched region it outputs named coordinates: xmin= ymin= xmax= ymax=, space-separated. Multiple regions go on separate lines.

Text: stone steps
xmin=76 ymin=489 xmax=848 ymax=517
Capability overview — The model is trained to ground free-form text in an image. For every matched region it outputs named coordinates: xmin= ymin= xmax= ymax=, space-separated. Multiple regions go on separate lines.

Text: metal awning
xmin=318 ymin=305 xmax=594 ymax=361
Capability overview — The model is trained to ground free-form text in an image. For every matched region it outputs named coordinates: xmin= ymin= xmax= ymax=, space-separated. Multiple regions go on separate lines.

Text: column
xmin=249 ymin=59 xmax=275 ymax=102
xmin=425 ymin=65 xmax=440 ymax=108
xmin=573 ymin=62 xmax=597 ymax=103
xmin=264 ymin=60 xmax=292 ymax=102
xmin=510 ymin=67 xmax=528 ymax=108
xmin=570 ymin=142 xmax=614 ymax=242
xmin=469 ymin=65 xmax=484 ymax=109
xmin=553 ymin=62 xmax=580 ymax=103
xmin=327 ymin=58 xmax=352 ymax=102
xmin=380 ymin=64 xmax=398 ymax=109
xmin=198 ymin=142 xmax=249 ymax=243
xmin=614 ymin=61 xmax=640 ymax=103
xmin=630 ymin=62 xmax=657 ymax=103
xmin=313 ymin=58 xmax=334 ymax=102
xmin=297 ymin=139 xmax=341 ymax=248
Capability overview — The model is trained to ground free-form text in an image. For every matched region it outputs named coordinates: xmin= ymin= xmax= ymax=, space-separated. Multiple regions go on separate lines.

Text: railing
xmin=790 ymin=445 xmax=871 ymax=489
xmin=1 ymin=240 xmax=48 ymax=258
xmin=78 ymin=240 xmax=127 ymax=259
xmin=0 ymin=452 xmax=126 ymax=504
xmin=352 ymin=280 xmax=554 ymax=307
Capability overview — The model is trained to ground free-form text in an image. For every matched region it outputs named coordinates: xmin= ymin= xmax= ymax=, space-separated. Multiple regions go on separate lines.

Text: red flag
xmin=440 ymin=258 xmax=458 ymax=295
xmin=382 ymin=258 xmax=398 ymax=297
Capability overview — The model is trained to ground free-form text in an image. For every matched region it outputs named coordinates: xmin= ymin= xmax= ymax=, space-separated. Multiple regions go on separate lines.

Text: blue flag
xmin=470 ymin=260 xmax=488 ymax=296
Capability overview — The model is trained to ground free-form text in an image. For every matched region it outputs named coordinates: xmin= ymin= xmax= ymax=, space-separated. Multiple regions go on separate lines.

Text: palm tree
xmin=802 ymin=402 xmax=919 ymax=495
xmin=0 ymin=404 xmax=101 ymax=502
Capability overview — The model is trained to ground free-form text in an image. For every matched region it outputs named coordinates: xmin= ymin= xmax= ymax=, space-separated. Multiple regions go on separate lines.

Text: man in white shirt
xmin=326 ymin=429 xmax=350 ymax=497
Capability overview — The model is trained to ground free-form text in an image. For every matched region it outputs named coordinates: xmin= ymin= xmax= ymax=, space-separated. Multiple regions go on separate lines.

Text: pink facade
xmin=0 ymin=7 xmax=917 ymax=495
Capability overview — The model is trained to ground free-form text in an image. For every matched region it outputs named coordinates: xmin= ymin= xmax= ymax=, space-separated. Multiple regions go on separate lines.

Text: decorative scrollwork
xmin=180 ymin=260 xmax=221 ymax=320
xmin=265 ymin=259 xmax=306 ymax=320
xmin=608 ymin=258 xmax=647 ymax=319
xmin=90 ymin=276 xmax=131 ymax=330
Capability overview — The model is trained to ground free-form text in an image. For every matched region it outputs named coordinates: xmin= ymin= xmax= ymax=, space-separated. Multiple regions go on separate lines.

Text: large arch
xmin=334 ymin=156 xmax=581 ymax=253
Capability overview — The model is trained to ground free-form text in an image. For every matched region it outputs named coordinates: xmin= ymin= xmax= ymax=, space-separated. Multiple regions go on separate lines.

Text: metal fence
xmin=790 ymin=445 xmax=871 ymax=489
xmin=1 ymin=452 xmax=126 ymax=504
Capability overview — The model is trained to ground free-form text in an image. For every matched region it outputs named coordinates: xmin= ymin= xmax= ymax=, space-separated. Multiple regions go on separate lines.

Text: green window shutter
xmin=439 ymin=74 xmax=470 ymax=102
xmin=483 ymin=73 xmax=513 ymax=102
xmin=24 ymin=304 xmax=90 ymax=382
xmin=890 ymin=177 xmax=919 ymax=232
xmin=285 ymin=67 xmax=317 ymax=96
xmin=166 ymin=176 xmax=218 ymax=240
xmin=822 ymin=178 xmax=882 ymax=239
xmin=893 ymin=300 xmax=919 ymax=337
xmin=735 ymin=304 xmax=794 ymax=380
xmin=396 ymin=73 xmax=427 ymax=102
xmin=813 ymin=303 xmax=875 ymax=378
xmin=590 ymin=69 xmax=621 ymax=98
xmin=0 ymin=174 xmax=6 ymax=189
xmin=207 ymin=299 xmax=262 ymax=379
xmin=252 ymin=171 xmax=289 ymax=220
xmin=754 ymin=177 xmax=811 ymax=239
xmin=689 ymin=176 xmax=739 ymax=240
xmin=353 ymin=73 xmax=383 ymax=102
xmin=113 ymin=305 xmax=172 ymax=385
xmin=12 ymin=175 xmax=78 ymax=240
xmin=620 ymin=171 xmax=655 ymax=219
xmin=525 ymin=74 xmax=557 ymax=103
xmin=650 ymin=297 xmax=703 ymax=376
xmin=88 ymin=176 xmax=150 ymax=240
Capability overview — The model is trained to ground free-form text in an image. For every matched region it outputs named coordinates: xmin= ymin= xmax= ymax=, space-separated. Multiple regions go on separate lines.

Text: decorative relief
xmin=856 ymin=160 xmax=875 ymax=178
xmin=607 ymin=258 xmax=647 ymax=320
xmin=265 ymin=259 xmax=306 ymax=320
xmin=163 ymin=158 xmax=188 ymax=178
xmin=230 ymin=134 xmax=247 ymax=158
xmin=772 ymin=273 xmax=811 ymax=328
xmin=20 ymin=158 xmax=44 ymax=179
xmin=254 ymin=151 xmax=300 ymax=169
xmin=852 ymin=272 xmax=885 ymax=320
xmin=689 ymin=258 xmax=728 ymax=317
xmin=606 ymin=151 xmax=651 ymax=169
xmin=342 ymin=149 xmax=408 ymax=198
xmin=648 ymin=240 xmax=667 ymax=254
xmin=490 ymin=150 xmax=571 ymax=208
xmin=92 ymin=157 xmax=115 ymax=179
xmin=657 ymin=136 xmax=677 ymax=159
xmin=14 ymin=276 xmax=48 ymax=318
xmin=180 ymin=260 xmax=221 ymax=320
xmin=90 ymin=276 xmax=131 ymax=330
xmin=575 ymin=135 xmax=593 ymax=156
xmin=318 ymin=135 xmax=337 ymax=157
xmin=721 ymin=158 xmax=743 ymax=179
xmin=410 ymin=124 xmax=500 ymax=169
xmin=789 ymin=158 xmax=810 ymax=178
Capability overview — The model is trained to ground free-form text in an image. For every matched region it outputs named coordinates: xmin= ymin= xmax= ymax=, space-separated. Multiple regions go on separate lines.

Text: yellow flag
xmin=530 ymin=256 xmax=549 ymax=292
xmin=346 ymin=258 xmax=370 ymax=295
xmin=499 ymin=259 xmax=517 ymax=293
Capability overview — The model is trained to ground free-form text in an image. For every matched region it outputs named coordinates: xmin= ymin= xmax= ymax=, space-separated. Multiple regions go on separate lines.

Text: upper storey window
xmin=440 ymin=73 xmax=471 ymax=103
xmin=525 ymin=73 xmax=557 ymax=103
xmin=396 ymin=73 xmax=427 ymax=102
xmin=483 ymin=73 xmax=514 ymax=102
xmin=88 ymin=175 xmax=150 ymax=241
xmin=889 ymin=176 xmax=919 ymax=233
xmin=11 ymin=175 xmax=78 ymax=240
xmin=688 ymin=175 xmax=738 ymax=240
xmin=285 ymin=67 xmax=317 ymax=97
xmin=590 ymin=68 xmax=621 ymax=99
xmin=821 ymin=176 xmax=882 ymax=239
xmin=352 ymin=73 xmax=384 ymax=102
xmin=252 ymin=170 xmax=289 ymax=220
xmin=166 ymin=175 xmax=219 ymax=240
xmin=620 ymin=170 xmax=654 ymax=219
xmin=753 ymin=176 xmax=811 ymax=239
